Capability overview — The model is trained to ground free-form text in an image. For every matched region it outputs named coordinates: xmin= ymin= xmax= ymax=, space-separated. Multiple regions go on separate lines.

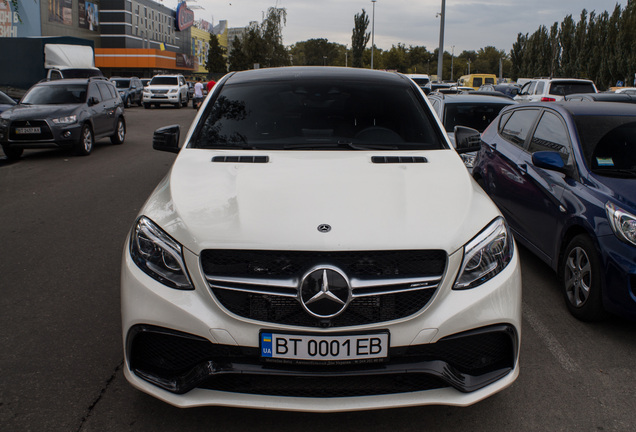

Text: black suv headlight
xmin=130 ymin=216 xmax=193 ymax=290
xmin=454 ymin=217 xmax=514 ymax=290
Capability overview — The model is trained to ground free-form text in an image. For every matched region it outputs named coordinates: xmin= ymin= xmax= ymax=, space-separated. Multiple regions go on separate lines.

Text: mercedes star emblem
xmin=299 ymin=266 xmax=351 ymax=318
xmin=317 ymin=224 xmax=331 ymax=233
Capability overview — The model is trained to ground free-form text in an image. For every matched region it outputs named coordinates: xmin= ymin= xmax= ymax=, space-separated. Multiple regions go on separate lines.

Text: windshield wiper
xmin=592 ymin=167 xmax=636 ymax=177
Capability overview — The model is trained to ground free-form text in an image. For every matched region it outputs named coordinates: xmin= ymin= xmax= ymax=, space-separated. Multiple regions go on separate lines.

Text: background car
xmin=478 ymin=83 xmax=521 ymax=98
xmin=0 ymin=90 xmax=17 ymax=114
xmin=0 ymin=77 xmax=125 ymax=159
xmin=427 ymin=92 xmax=517 ymax=170
xmin=140 ymin=78 xmax=151 ymax=87
xmin=405 ymin=73 xmax=431 ymax=93
xmin=143 ymin=74 xmax=189 ymax=109
xmin=472 ymin=102 xmax=636 ymax=321
xmin=565 ymin=92 xmax=636 ymax=103
xmin=110 ymin=76 xmax=143 ymax=108
xmin=515 ymin=78 xmax=598 ymax=102
xmin=121 ymin=66 xmax=521 ymax=412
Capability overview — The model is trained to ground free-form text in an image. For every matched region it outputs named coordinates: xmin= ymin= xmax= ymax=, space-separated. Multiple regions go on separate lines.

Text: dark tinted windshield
xmin=150 ymin=77 xmax=178 ymax=85
xmin=62 ymin=69 xmax=102 ymax=79
xmin=443 ymin=102 xmax=512 ymax=132
xmin=575 ymin=115 xmax=636 ymax=177
xmin=112 ymin=79 xmax=131 ymax=89
xmin=190 ymin=80 xmax=445 ymax=150
xmin=550 ymin=81 xmax=596 ymax=96
xmin=22 ymin=84 xmax=87 ymax=105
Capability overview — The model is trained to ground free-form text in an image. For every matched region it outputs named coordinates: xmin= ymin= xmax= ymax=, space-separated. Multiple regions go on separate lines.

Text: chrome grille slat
xmin=201 ymin=249 xmax=446 ymax=327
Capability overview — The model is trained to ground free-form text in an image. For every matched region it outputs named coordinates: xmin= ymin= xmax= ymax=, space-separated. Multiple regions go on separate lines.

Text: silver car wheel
xmin=564 ymin=246 xmax=591 ymax=307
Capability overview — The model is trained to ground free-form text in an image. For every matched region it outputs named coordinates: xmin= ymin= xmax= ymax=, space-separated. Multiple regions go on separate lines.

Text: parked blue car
xmin=470 ymin=102 xmax=636 ymax=321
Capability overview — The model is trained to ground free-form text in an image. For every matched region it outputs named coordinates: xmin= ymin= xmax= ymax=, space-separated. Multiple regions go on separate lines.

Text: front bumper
xmin=121 ymin=239 xmax=522 ymax=411
xmin=0 ymin=121 xmax=82 ymax=149
xmin=597 ymin=234 xmax=636 ymax=320
xmin=143 ymin=93 xmax=180 ymax=104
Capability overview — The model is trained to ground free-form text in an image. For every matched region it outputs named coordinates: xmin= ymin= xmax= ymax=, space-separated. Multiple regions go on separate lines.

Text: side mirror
xmin=532 ymin=151 xmax=568 ymax=174
xmin=153 ymin=125 xmax=181 ymax=153
xmin=87 ymin=97 xmax=99 ymax=106
xmin=454 ymin=126 xmax=481 ymax=153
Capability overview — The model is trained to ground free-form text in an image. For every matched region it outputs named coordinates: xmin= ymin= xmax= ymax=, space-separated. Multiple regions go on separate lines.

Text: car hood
xmin=1 ymin=104 xmax=80 ymax=120
xmin=141 ymin=150 xmax=501 ymax=254
xmin=146 ymin=85 xmax=178 ymax=91
xmin=593 ymin=175 xmax=636 ymax=212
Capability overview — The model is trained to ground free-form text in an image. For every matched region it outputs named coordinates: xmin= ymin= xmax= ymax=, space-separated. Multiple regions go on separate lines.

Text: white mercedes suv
xmin=143 ymin=74 xmax=189 ymax=109
xmin=121 ymin=67 xmax=522 ymax=412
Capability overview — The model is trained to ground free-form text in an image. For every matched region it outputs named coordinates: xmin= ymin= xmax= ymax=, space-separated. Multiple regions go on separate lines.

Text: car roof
xmin=514 ymin=101 xmax=636 ymax=117
xmin=429 ymin=93 xmax=517 ymax=104
xmin=565 ymin=93 xmax=633 ymax=101
xmin=224 ymin=66 xmax=408 ymax=86
xmin=37 ymin=78 xmax=97 ymax=86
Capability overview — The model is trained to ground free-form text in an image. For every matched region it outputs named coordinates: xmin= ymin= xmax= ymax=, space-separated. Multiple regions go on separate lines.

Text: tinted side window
xmin=528 ymin=111 xmax=571 ymax=163
xmin=105 ymin=83 xmax=118 ymax=99
xmin=96 ymin=82 xmax=113 ymax=101
xmin=474 ymin=77 xmax=483 ymax=87
xmin=484 ymin=77 xmax=495 ymax=85
xmin=500 ymin=109 xmax=539 ymax=147
xmin=87 ymin=83 xmax=102 ymax=102
xmin=527 ymin=81 xmax=537 ymax=94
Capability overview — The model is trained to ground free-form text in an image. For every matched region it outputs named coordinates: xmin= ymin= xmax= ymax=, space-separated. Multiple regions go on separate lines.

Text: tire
xmin=560 ymin=234 xmax=606 ymax=321
xmin=137 ymin=95 xmax=143 ymax=107
xmin=182 ymin=94 xmax=188 ymax=107
xmin=175 ymin=94 xmax=182 ymax=109
xmin=110 ymin=117 xmax=126 ymax=145
xmin=124 ymin=96 xmax=130 ymax=108
xmin=144 ymin=103 xmax=150 ymax=109
xmin=75 ymin=124 xmax=94 ymax=156
xmin=2 ymin=145 xmax=23 ymax=160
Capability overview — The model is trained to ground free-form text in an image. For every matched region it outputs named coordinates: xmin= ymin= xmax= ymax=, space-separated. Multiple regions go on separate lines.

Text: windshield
xmin=576 ymin=115 xmax=636 ymax=177
xmin=550 ymin=81 xmax=596 ymax=96
xmin=150 ymin=77 xmax=178 ymax=86
xmin=0 ymin=92 xmax=16 ymax=105
xmin=22 ymin=84 xmax=87 ymax=105
xmin=443 ymin=103 xmax=512 ymax=132
xmin=62 ymin=69 xmax=102 ymax=79
xmin=190 ymin=80 xmax=445 ymax=150
xmin=112 ymin=79 xmax=131 ymax=89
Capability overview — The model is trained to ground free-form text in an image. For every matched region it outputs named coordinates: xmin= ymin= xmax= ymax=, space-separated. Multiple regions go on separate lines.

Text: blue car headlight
xmin=130 ymin=216 xmax=193 ymax=290
xmin=454 ymin=217 xmax=514 ymax=290
xmin=606 ymin=202 xmax=636 ymax=247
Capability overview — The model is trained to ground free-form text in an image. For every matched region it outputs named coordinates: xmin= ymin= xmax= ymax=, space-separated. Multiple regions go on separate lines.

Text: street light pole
xmin=436 ymin=0 xmax=445 ymax=82
xmin=451 ymin=45 xmax=454 ymax=82
xmin=371 ymin=0 xmax=377 ymax=69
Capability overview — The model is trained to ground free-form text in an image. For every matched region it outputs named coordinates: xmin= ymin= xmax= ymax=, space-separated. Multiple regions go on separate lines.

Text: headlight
xmin=169 ymin=89 xmax=178 ymax=94
xmin=51 ymin=115 xmax=77 ymax=125
xmin=0 ymin=118 xmax=9 ymax=127
xmin=606 ymin=202 xmax=636 ymax=246
xmin=454 ymin=217 xmax=514 ymax=290
xmin=130 ymin=216 xmax=193 ymax=290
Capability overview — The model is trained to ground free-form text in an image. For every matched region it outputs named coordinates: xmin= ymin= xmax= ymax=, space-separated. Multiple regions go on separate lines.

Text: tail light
xmin=540 ymin=97 xmax=556 ymax=102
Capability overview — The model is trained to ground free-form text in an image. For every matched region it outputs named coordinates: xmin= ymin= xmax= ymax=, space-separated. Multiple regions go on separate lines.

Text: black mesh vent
xmin=199 ymin=373 xmax=448 ymax=397
xmin=371 ymin=156 xmax=428 ymax=164
xmin=201 ymin=250 xmax=446 ymax=279
xmin=213 ymin=288 xmax=435 ymax=327
xmin=212 ymin=155 xmax=269 ymax=163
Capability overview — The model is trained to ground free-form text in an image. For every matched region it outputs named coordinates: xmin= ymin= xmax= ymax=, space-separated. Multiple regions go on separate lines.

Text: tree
xmin=205 ymin=33 xmax=227 ymax=77
xmin=228 ymin=36 xmax=250 ymax=71
xmin=351 ymin=9 xmax=370 ymax=68
xmin=290 ymin=39 xmax=340 ymax=66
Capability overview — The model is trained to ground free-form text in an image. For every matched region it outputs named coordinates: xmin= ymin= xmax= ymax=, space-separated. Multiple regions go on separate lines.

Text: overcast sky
xmin=166 ymin=0 xmax=624 ymax=53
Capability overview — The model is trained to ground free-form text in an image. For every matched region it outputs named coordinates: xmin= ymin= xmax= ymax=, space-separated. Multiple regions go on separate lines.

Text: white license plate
xmin=260 ymin=331 xmax=389 ymax=362
xmin=15 ymin=127 xmax=41 ymax=134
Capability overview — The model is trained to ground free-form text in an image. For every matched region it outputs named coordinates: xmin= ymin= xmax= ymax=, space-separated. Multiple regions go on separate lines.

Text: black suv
xmin=110 ymin=76 xmax=143 ymax=108
xmin=0 ymin=77 xmax=126 ymax=159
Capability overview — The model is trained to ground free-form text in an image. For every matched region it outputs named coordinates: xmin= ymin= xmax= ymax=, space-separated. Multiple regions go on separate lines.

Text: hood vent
xmin=212 ymin=156 xmax=269 ymax=163
xmin=371 ymin=156 xmax=428 ymax=164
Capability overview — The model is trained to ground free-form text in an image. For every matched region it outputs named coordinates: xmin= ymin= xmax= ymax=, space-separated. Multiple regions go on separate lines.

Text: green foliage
xmin=511 ymin=4 xmax=636 ymax=89
xmin=205 ymin=33 xmax=227 ymax=76
xmin=351 ymin=9 xmax=370 ymax=68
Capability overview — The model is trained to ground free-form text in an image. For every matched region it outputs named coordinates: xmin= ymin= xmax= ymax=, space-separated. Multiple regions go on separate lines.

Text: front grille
xmin=9 ymin=120 xmax=53 ymax=141
xmin=201 ymin=250 xmax=447 ymax=327
xmin=151 ymin=89 xmax=169 ymax=95
xmin=127 ymin=324 xmax=518 ymax=396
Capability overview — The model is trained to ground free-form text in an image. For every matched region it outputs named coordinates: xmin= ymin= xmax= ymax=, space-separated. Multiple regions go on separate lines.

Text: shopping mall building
xmin=0 ymin=0 xmax=229 ymax=78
